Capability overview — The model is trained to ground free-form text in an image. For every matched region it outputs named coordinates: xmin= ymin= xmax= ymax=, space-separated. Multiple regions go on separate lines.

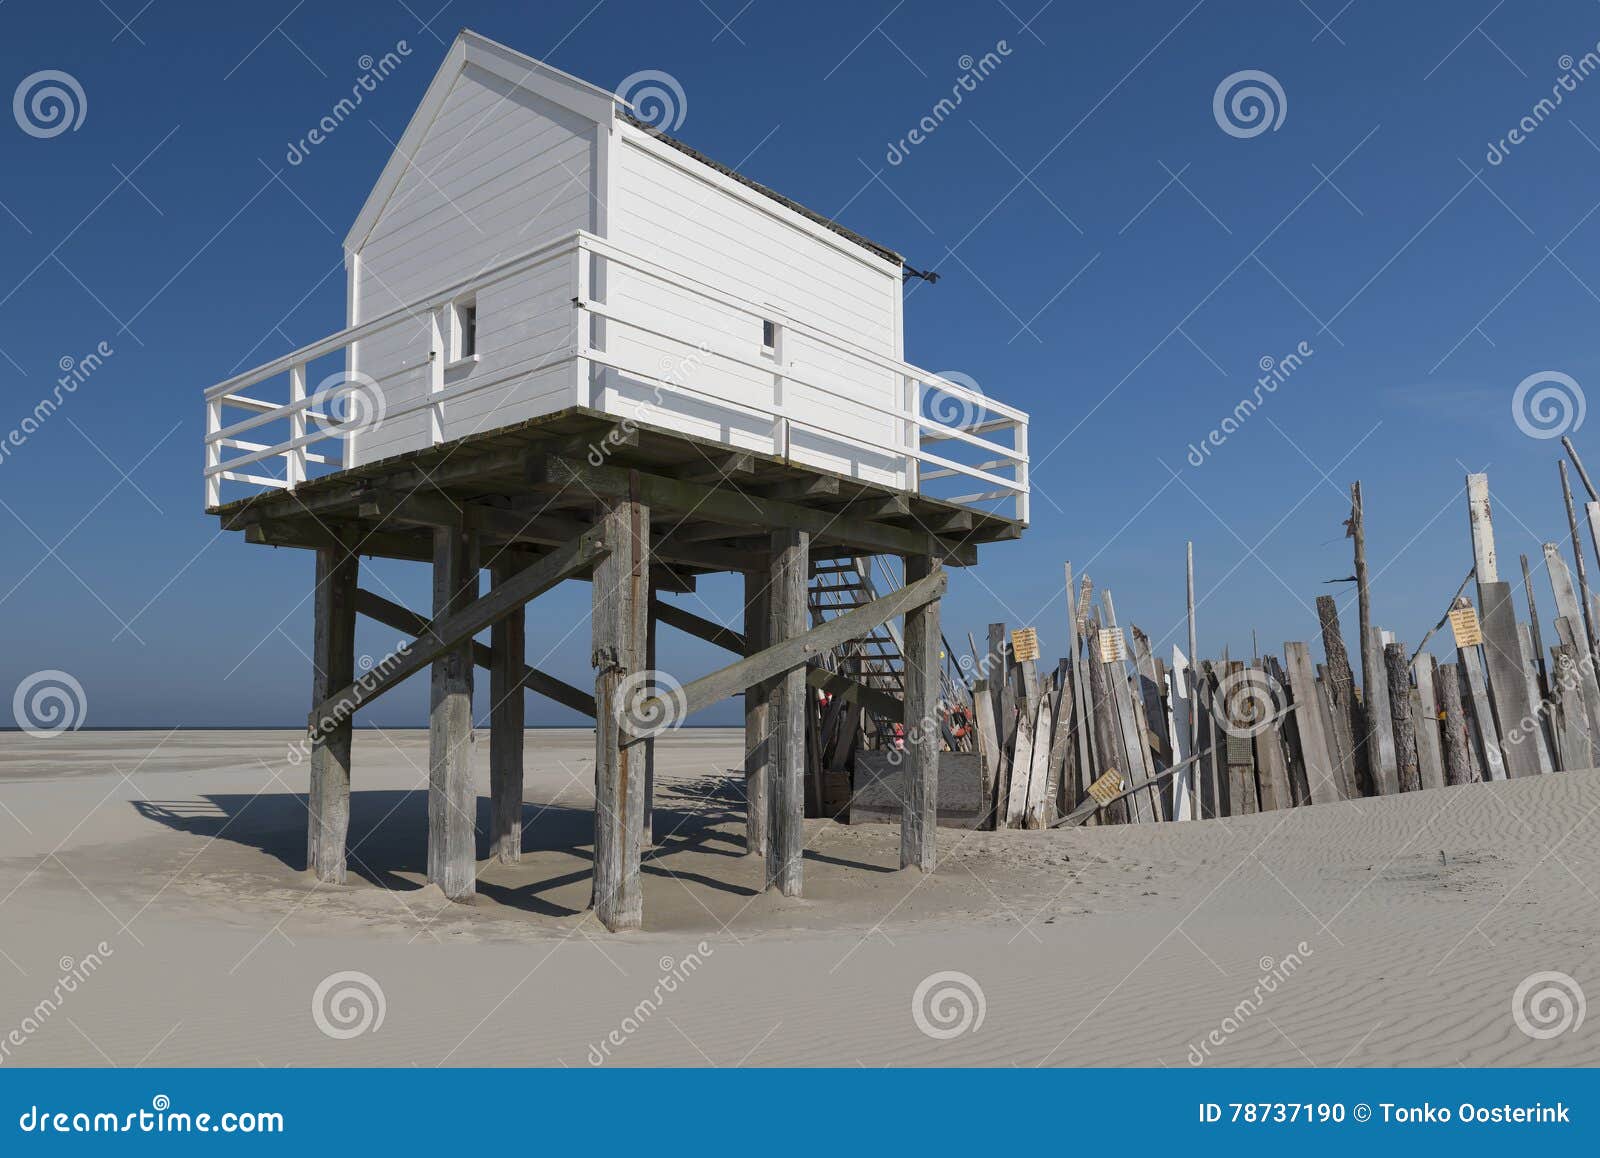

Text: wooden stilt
xmin=489 ymin=560 xmax=526 ymax=864
xmin=902 ymin=553 xmax=942 ymax=868
xmin=308 ymin=534 xmax=358 ymax=883
xmin=592 ymin=495 xmax=649 ymax=931
xmin=643 ymin=600 xmax=657 ymax=847
xmin=428 ymin=524 xmax=478 ymax=902
xmin=742 ymin=567 xmax=771 ymax=857
xmin=767 ymin=527 xmax=808 ymax=895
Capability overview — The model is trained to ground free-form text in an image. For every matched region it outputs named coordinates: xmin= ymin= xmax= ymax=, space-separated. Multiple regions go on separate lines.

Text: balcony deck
xmin=203 ymin=231 xmax=1029 ymax=543
xmin=211 ymin=406 xmax=1021 ymax=574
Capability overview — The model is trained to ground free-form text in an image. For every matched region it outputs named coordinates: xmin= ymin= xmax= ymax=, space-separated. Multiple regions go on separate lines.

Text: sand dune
xmin=0 ymin=728 xmax=1595 ymax=1067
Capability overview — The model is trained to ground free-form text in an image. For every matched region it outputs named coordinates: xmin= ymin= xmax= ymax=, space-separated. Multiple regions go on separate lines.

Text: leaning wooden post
xmin=592 ymin=493 xmax=649 ymax=931
xmin=428 ymin=523 xmax=479 ymax=902
xmin=742 ymin=566 xmax=771 ymax=857
xmin=767 ymin=527 xmax=809 ymax=896
xmin=1315 ymin=594 xmax=1367 ymax=797
xmin=1186 ymin=541 xmax=1200 ymax=788
xmin=901 ymin=553 xmax=942 ymax=871
xmin=489 ymin=559 xmax=526 ymax=864
xmin=1521 ymin=553 xmax=1550 ymax=699
xmin=1560 ymin=462 xmax=1600 ymax=658
xmin=307 ymin=533 xmax=359 ymax=883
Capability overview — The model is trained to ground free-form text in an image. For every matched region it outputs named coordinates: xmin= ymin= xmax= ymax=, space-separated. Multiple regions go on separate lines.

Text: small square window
xmin=761 ymin=319 xmax=777 ymax=351
xmin=450 ymin=299 xmax=477 ymax=361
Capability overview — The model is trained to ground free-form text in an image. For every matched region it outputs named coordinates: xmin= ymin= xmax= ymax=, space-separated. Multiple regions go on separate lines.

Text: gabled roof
xmin=345 ymin=29 xmax=902 ymax=267
xmin=343 ymin=30 xmax=618 ymax=252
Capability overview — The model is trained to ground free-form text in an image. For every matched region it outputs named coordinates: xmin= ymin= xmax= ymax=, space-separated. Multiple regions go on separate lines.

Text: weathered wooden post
xmin=901 ymin=553 xmax=942 ymax=871
xmin=1435 ymin=661 xmax=1474 ymax=786
xmin=743 ymin=567 xmax=771 ymax=857
xmin=1315 ymin=594 xmax=1367 ymax=797
xmin=1479 ymin=580 xmax=1540 ymax=778
xmin=642 ymin=599 xmax=657 ymax=847
xmin=308 ymin=533 xmax=358 ymax=883
xmin=1350 ymin=482 xmax=1398 ymax=794
xmin=592 ymin=494 xmax=648 ymax=931
xmin=767 ymin=527 xmax=809 ymax=895
xmin=429 ymin=523 xmax=478 ymax=901
xmin=489 ymin=559 xmax=525 ymax=864
xmin=1383 ymin=643 xmax=1419 ymax=792
xmin=1412 ymin=653 xmax=1445 ymax=790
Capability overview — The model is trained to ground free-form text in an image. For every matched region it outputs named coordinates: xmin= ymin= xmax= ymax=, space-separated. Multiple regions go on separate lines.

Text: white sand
xmin=0 ymin=728 xmax=1595 ymax=1067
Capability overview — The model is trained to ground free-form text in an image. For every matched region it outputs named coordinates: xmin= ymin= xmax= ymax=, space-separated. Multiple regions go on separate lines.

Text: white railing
xmin=204 ymin=230 xmax=1029 ymax=524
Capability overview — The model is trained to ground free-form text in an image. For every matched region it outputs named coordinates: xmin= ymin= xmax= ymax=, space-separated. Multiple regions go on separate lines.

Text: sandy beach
xmin=0 ymin=728 xmax=1594 ymax=1067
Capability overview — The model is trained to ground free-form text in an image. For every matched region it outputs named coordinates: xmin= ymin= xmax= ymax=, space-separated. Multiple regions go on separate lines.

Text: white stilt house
xmin=206 ymin=29 xmax=1027 ymax=518
xmin=201 ymin=30 xmax=1028 ymax=932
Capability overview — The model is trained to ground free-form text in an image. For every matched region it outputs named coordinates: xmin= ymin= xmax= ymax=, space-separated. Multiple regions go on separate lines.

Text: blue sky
xmin=3 ymin=0 xmax=1599 ymax=727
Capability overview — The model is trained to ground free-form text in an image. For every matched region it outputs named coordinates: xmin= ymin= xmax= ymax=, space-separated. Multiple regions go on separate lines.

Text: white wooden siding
xmin=601 ymin=125 xmax=905 ymax=485
xmin=348 ymin=63 xmax=592 ymax=466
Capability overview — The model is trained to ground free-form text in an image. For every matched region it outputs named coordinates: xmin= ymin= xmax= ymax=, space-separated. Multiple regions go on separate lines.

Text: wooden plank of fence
xmin=1168 ymin=646 xmax=1196 ymax=819
xmin=1024 ymin=690 xmax=1055 ymax=830
xmin=1458 ymin=633 xmax=1506 ymax=781
xmin=1518 ymin=623 xmax=1554 ymax=775
xmin=1412 ymin=652 xmax=1445 ymax=790
xmin=1436 ymin=661 xmax=1476 ymax=785
xmin=1477 ymin=580 xmax=1541 ymax=779
xmin=1363 ymin=626 xmax=1401 ymax=795
xmin=1283 ymin=641 xmax=1340 ymax=805
xmin=1384 ymin=642 xmax=1420 ymax=792
xmin=1316 ymin=594 xmax=1368 ymax=797
xmin=1552 ymin=643 xmax=1591 ymax=772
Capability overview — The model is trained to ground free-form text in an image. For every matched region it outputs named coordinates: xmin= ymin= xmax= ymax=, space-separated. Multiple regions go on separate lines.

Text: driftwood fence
xmin=962 ymin=441 xmax=1600 ymax=830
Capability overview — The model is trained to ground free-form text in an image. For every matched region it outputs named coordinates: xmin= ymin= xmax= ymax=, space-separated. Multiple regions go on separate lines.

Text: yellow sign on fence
xmin=1086 ymin=767 xmax=1124 ymax=805
xmin=1010 ymin=627 xmax=1039 ymax=662
xmin=1098 ymin=626 xmax=1127 ymax=663
xmin=1448 ymin=605 xmax=1483 ymax=648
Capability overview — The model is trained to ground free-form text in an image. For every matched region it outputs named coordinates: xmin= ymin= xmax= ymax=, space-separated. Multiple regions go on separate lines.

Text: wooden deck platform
xmin=211 ymin=407 xmax=1022 ymax=576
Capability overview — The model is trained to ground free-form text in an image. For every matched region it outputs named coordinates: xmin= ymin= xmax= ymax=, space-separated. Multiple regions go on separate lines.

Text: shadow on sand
xmin=125 ymin=774 xmax=895 ymax=917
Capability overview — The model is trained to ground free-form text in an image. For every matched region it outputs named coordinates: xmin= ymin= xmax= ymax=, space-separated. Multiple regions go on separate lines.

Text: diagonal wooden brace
xmin=355 ymin=588 xmax=596 ymax=718
xmin=308 ymin=528 xmax=608 ymax=735
xmin=632 ymin=568 xmax=946 ymax=725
